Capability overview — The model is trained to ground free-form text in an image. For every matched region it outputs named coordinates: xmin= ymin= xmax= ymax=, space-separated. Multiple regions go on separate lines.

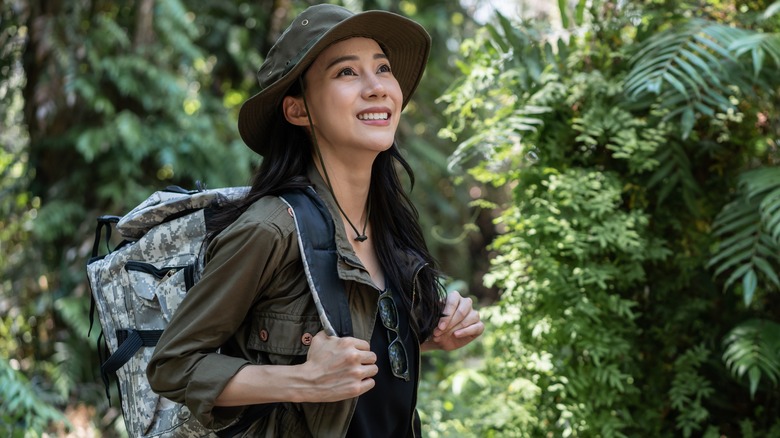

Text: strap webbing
xmin=280 ymin=188 xmax=352 ymax=337
xmin=91 ymin=216 xmax=120 ymax=258
xmin=101 ymin=329 xmax=163 ymax=376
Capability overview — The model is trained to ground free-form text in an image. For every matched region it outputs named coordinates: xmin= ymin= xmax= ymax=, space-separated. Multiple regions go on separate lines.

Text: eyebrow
xmin=325 ymin=53 xmax=388 ymax=70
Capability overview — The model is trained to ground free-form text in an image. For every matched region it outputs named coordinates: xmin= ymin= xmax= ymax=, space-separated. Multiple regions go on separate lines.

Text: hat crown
xmin=257 ymin=5 xmax=353 ymax=90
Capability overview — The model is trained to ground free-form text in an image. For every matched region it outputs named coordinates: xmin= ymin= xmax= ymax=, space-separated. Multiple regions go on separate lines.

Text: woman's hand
xmin=299 ymin=331 xmax=378 ymax=402
xmin=422 ymin=291 xmax=484 ymax=352
xmin=215 ymin=331 xmax=377 ymax=406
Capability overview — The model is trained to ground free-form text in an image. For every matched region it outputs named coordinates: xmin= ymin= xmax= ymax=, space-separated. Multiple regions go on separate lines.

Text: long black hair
xmin=212 ymin=88 xmax=445 ymax=341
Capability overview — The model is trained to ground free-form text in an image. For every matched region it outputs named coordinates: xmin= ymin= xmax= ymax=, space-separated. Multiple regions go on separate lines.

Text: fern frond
xmin=448 ymin=106 xmax=547 ymax=173
xmin=708 ymin=198 xmax=776 ymax=304
xmin=626 ymin=20 xmax=734 ymax=114
xmin=740 ymin=167 xmax=780 ymax=248
xmin=722 ymin=319 xmax=780 ymax=398
xmin=729 ymin=33 xmax=780 ymax=77
xmin=624 ymin=19 xmax=778 ymax=138
xmin=763 ymin=191 xmax=780 ymax=246
xmin=709 ymin=168 xmax=780 ymax=305
xmin=645 ymin=141 xmax=700 ymax=207
xmin=0 ymin=358 xmax=67 ymax=433
xmin=669 ymin=344 xmax=714 ymax=436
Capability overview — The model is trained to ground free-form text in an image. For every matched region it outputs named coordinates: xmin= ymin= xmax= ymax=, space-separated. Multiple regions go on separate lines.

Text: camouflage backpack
xmin=86 ymin=186 xmax=352 ymax=437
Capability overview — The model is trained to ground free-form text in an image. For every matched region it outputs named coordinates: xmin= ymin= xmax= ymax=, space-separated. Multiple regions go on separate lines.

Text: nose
xmin=362 ymin=73 xmax=387 ymax=99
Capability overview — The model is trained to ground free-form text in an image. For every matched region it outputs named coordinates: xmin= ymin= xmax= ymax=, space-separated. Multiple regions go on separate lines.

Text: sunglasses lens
xmin=388 ymin=339 xmax=408 ymax=378
xmin=379 ymin=296 xmax=399 ymax=328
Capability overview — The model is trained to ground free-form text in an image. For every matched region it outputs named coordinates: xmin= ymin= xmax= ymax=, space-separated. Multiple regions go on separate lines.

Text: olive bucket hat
xmin=237 ymin=4 xmax=431 ymax=156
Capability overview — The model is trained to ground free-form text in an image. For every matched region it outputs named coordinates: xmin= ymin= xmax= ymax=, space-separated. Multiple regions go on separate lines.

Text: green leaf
xmin=722 ymin=319 xmax=780 ymax=399
xmin=712 ymin=208 xmax=759 ymax=237
xmin=681 ymin=107 xmax=695 ymax=139
xmin=724 ymin=262 xmax=753 ymax=290
xmin=748 ymin=367 xmax=762 ymax=396
xmin=742 ymin=268 xmax=757 ymax=306
xmin=679 ymin=48 xmax=721 ymax=85
xmin=763 ymin=1 xmax=780 ymax=20
xmin=558 ymin=0 xmax=569 ymax=28
xmin=752 ymin=256 xmax=780 ymax=288
xmin=575 ymin=0 xmax=586 ymax=26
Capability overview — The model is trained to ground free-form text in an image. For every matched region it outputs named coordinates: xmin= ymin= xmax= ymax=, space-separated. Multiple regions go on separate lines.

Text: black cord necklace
xmin=337 ymin=193 xmax=370 ymax=242
xmin=314 ymin=146 xmax=370 ymax=242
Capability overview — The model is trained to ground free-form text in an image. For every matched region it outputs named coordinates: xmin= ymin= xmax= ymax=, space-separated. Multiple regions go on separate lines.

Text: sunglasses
xmin=377 ymin=289 xmax=410 ymax=381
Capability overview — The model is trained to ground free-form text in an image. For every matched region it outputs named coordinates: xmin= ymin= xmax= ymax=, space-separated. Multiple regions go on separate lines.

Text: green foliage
xmin=4 ymin=0 xmax=780 ymax=434
xmin=1 ymin=0 xmax=270 ymax=434
xmin=708 ymin=167 xmax=780 ymax=306
xmin=625 ymin=16 xmax=780 ymax=138
xmin=0 ymin=358 xmax=67 ymax=437
xmin=669 ymin=344 xmax=715 ymax=437
xmin=722 ymin=319 xmax=780 ymax=398
xmin=626 ymin=20 xmax=741 ymax=137
xmin=433 ymin=0 xmax=780 ymax=436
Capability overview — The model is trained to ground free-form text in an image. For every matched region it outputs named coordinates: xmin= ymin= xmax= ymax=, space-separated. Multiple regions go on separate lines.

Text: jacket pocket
xmin=248 ymin=312 xmax=322 ymax=365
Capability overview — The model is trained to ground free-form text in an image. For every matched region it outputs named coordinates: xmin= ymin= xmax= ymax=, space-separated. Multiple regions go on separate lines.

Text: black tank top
xmin=346 ymin=287 xmax=419 ymax=437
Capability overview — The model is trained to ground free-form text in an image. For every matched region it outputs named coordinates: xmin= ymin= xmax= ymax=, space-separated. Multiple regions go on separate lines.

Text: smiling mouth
xmin=357 ymin=112 xmax=389 ymax=120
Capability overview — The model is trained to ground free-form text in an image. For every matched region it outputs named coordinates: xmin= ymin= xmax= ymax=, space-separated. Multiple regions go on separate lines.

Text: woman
xmin=147 ymin=4 xmax=484 ymax=437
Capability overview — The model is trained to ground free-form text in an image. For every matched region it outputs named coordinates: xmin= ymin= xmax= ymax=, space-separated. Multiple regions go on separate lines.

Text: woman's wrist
xmin=420 ymin=339 xmax=439 ymax=352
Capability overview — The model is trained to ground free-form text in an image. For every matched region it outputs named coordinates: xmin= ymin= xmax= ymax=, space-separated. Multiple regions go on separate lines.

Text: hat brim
xmin=238 ymin=10 xmax=431 ymax=156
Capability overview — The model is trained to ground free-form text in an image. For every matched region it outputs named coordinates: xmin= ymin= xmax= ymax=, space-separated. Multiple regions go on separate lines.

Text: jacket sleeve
xmin=146 ymin=204 xmax=293 ymax=429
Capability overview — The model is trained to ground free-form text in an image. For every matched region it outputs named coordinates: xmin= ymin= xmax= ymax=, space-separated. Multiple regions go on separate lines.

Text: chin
xmin=360 ymin=138 xmax=395 ymax=152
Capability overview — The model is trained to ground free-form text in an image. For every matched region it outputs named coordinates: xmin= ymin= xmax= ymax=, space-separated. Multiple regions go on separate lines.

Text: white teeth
xmin=358 ymin=112 xmax=388 ymax=120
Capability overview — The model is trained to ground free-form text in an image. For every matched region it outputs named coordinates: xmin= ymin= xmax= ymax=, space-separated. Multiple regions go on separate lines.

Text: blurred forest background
xmin=1 ymin=0 xmax=779 ymax=436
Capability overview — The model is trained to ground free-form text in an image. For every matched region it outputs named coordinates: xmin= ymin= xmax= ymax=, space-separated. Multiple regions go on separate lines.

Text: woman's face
xmin=294 ymin=37 xmax=403 ymax=158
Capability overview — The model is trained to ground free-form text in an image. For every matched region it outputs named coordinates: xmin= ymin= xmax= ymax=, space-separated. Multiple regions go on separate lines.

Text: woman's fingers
xmin=303 ymin=332 xmax=378 ymax=401
xmin=435 ymin=292 xmax=473 ymax=336
xmin=454 ymin=317 xmax=485 ymax=338
xmin=424 ymin=291 xmax=484 ymax=351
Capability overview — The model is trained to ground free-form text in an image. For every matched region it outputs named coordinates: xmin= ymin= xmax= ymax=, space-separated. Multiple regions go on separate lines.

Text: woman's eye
xmin=337 ymin=67 xmax=357 ymax=76
xmin=378 ymin=64 xmax=392 ymax=73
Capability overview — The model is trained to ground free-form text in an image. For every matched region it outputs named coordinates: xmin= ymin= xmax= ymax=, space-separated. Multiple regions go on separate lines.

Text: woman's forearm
xmin=215 ymin=332 xmax=378 ymax=406
xmin=215 ymin=363 xmax=311 ymax=406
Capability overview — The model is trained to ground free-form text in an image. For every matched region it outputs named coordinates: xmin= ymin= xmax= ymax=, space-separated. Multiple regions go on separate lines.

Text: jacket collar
xmin=305 ymin=165 xmax=426 ymax=289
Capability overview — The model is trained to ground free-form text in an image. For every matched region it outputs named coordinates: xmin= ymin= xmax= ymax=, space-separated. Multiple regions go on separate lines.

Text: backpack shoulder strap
xmin=279 ymin=187 xmax=353 ymax=338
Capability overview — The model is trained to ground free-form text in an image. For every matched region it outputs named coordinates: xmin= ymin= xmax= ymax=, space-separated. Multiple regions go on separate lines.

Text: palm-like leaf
xmin=740 ymin=167 xmax=780 ymax=248
xmin=722 ymin=319 xmax=780 ymax=398
xmin=625 ymin=19 xmax=779 ymax=138
xmin=708 ymin=167 xmax=780 ymax=305
xmin=645 ymin=141 xmax=700 ymax=207
xmin=729 ymin=33 xmax=780 ymax=78
xmin=762 ymin=1 xmax=780 ymax=20
xmin=441 ymin=14 xmax=551 ymax=172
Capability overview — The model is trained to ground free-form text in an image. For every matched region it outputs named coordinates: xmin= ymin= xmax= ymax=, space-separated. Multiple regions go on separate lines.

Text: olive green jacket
xmin=147 ymin=167 xmax=425 ymax=437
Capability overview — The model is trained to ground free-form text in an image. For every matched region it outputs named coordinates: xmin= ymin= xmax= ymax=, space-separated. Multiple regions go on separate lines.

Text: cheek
xmin=324 ymin=87 xmax=355 ymax=110
xmin=389 ymin=80 xmax=403 ymax=103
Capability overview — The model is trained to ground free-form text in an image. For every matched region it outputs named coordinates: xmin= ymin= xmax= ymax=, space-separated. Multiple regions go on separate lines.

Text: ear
xmin=282 ymin=96 xmax=309 ymax=127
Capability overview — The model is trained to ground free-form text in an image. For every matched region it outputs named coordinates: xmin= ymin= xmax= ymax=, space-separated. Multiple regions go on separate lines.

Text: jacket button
xmin=259 ymin=329 xmax=269 ymax=342
xmin=301 ymin=332 xmax=313 ymax=346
